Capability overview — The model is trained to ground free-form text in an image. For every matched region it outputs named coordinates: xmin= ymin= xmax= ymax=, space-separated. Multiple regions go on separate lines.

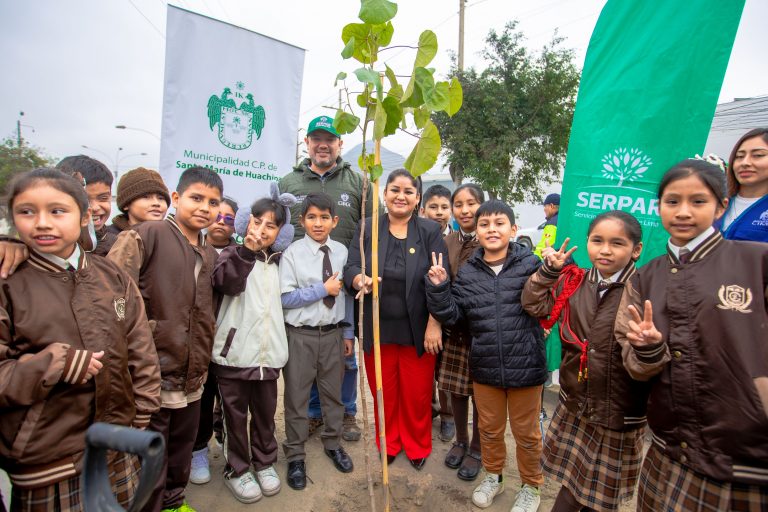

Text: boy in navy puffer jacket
xmin=426 ymin=200 xmax=546 ymax=512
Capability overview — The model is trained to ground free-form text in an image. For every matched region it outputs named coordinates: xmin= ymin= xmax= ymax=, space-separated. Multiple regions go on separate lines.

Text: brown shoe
xmin=342 ymin=414 xmax=361 ymax=441
xmin=308 ymin=417 xmax=324 ymax=436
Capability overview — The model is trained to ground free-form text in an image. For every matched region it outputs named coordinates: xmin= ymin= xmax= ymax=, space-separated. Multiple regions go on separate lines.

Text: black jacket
xmin=426 ymin=242 xmax=546 ymax=388
xmin=344 ymin=214 xmax=449 ymax=357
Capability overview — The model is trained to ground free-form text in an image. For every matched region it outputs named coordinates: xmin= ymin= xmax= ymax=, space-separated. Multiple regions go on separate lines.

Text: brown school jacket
xmin=625 ymin=231 xmax=768 ymax=485
xmin=108 ymin=215 xmax=218 ymax=394
xmin=443 ymin=231 xmax=480 ymax=345
xmin=522 ymin=262 xmax=652 ymax=430
xmin=0 ymin=249 xmax=160 ymax=488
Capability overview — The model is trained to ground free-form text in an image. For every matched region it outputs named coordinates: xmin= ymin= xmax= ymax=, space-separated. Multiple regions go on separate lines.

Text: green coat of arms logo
xmin=206 ymin=83 xmax=266 ymax=150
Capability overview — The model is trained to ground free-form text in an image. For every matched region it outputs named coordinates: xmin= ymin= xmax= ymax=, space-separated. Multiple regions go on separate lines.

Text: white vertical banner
xmin=159 ymin=6 xmax=305 ymax=207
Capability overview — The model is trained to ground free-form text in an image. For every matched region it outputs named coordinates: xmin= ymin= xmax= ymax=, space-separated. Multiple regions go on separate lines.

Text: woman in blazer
xmin=344 ymin=168 xmax=450 ymax=470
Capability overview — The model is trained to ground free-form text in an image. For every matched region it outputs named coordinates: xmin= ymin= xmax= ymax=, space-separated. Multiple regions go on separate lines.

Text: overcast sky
xmin=1 ymin=0 xmax=765 ymax=215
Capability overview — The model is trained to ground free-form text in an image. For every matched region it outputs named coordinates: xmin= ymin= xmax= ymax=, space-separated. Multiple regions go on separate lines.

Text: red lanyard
xmin=539 ymin=264 xmax=588 ymax=381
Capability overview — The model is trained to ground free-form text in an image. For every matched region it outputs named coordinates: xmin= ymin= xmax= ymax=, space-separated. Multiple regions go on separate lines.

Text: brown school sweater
xmin=0 ymin=249 xmax=160 ymax=488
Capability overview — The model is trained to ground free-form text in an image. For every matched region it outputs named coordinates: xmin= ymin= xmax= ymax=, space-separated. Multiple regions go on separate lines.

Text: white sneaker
xmin=255 ymin=465 xmax=281 ymax=496
xmin=189 ymin=447 xmax=210 ymax=484
xmin=472 ymin=473 xmax=504 ymax=509
xmin=510 ymin=484 xmax=541 ymax=512
xmin=224 ymin=471 xmax=262 ymax=503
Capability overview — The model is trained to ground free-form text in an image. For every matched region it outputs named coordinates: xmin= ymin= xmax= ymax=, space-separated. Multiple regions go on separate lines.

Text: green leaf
xmin=382 ymin=96 xmax=402 ymax=136
xmin=424 ymin=80 xmax=449 ymax=112
xmin=341 ymin=23 xmax=374 ymax=64
xmin=370 ymin=163 xmax=384 ymax=182
xmin=414 ymin=30 xmax=438 ymax=68
xmin=376 ymin=22 xmax=394 ymax=47
xmin=341 ymin=22 xmax=393 ymax=64
xmin=333 ymin=110 xmax=360 ymax=135
xmin=413 ymin=106 xmax=429 ymax=129
xmin=446 ymin=76 xmax=463 ymax=116
xmin=358 ymin=0 xmax=397 ymax=25
xmin=400 ymin=75 xmax=423 ymax=108
xmin=354 ymin=68 xmax=382 ymax=90
xmin=384 ymin=64 xmax=399 ymax=89
xmin=386 ymin=83 xmax=403 ymax=100
xmin=334 ymin=71 xmax=347 ymax=86
xmin=373 ymin=101 xmax=387 ymax=140
xmin=356 ymin=88 xmax=369 ymax=108
xmin=413 ymin=67 xmax=435 ymax=94
xmin=358 ymin=152 xmax=376 ymax=173
xmin=341 ymin=37 xmax=355 ymax=59
xmin=404 ymin=120 xmax=441 ymax=176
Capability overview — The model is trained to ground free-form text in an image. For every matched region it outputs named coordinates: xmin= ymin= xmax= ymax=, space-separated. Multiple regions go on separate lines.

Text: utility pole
xmin=458 ymin=0 xmax=466 ymax=72
xmin=451 ymin=0 xmax=466 ymax=186
xmin=17 ymin=111 xmax=24 ymax=157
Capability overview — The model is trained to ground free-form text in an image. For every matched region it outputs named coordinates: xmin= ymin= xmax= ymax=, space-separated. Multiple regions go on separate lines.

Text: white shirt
xmin=38 ymin=245 xmax=81 ymax=270
xmin=667 ymin=226 xmax=715 ymax=258
xmin=280 ymin=234 xmax=349 ymax=328
xmin=595 ymin=269 xmax=621 ymax=298
xmin=723 ymin=195 xmax=761 ymax=229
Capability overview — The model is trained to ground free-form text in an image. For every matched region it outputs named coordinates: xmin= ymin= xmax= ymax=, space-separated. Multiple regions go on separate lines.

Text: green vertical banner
xmin=558 ymin=0 xmax=745 ymax=265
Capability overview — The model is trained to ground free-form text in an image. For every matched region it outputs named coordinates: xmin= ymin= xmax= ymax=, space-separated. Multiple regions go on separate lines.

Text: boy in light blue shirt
xmin=279 ymin=192 xmax=355 ymax=490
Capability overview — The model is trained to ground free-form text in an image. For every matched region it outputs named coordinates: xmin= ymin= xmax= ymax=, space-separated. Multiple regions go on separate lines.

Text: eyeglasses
xmin=216 ymin=213 xmax=236 ymax=226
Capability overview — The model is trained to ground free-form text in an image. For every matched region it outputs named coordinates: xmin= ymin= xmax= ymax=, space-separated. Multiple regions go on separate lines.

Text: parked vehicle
xmin=514 ymin=221 xmax=546 ymax=251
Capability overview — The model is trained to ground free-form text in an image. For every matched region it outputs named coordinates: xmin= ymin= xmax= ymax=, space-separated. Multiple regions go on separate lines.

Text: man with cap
xmin=533 ymin=192 xmax=561 ymax=422
xmin=279 ymin=115 xmax=379 ymax=445
xmin=533 ymin=193 xmax=560 ymax=259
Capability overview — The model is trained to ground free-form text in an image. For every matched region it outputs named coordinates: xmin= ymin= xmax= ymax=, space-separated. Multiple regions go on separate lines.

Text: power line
xmin=127 ymin=0 xmax=165 ymax=39
xmin=214 ymin=0 xmax=231 ymax=21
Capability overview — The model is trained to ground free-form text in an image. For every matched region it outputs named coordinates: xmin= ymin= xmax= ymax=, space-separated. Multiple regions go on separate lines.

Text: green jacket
xmin=278 ymin=158 xmax=378 ymax=247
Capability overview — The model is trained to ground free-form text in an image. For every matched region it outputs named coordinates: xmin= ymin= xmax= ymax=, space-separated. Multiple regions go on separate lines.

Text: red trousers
xmin=364 ymin=344 xmax=436 ymax=459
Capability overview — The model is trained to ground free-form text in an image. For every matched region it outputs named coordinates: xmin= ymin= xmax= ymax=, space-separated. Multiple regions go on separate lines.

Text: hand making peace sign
xmin=626 ymin=300 xmax=663 ymax=346
xmin=427 ymin=251 xmax=448 ymax=286
xmin=542 ymin=237 xmax=578 ymax=270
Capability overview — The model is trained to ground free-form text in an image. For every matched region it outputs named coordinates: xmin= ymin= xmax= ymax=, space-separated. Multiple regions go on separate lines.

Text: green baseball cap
xmin=307 ymin=115 xmax=340 ymax=137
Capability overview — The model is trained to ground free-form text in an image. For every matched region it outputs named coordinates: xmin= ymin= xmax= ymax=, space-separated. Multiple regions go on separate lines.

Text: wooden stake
xmin=357 ymin=174 xmax=376 ymax=512
xmin=371 ymin=137 xmax=390 ymax=511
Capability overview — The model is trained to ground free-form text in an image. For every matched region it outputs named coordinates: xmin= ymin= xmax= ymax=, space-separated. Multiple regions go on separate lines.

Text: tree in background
xmin=0 ymin=136 xmax=54 ymax=195
xmin=434 ymin=21 xmax=580 ymax=204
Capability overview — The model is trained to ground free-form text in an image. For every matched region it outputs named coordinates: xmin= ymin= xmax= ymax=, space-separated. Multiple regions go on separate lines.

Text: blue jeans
xmin=309 ymin=353 xmax=358 ymax=418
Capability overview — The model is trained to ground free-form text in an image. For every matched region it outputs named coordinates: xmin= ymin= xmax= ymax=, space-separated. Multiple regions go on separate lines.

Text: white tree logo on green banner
xmin=601 ymin=148 xmax=652 ymax=187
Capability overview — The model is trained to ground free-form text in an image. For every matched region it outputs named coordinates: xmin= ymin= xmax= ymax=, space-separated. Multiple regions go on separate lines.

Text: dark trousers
xmin=193 ymin=366 xmax=223 ymax=451
xmin=218 ymin=377 xmax=278 ymax=475
xmin=143 ymin=400 xmax=202 ymax=512
xmin=283 ymin=326 xmax=345 ymax=462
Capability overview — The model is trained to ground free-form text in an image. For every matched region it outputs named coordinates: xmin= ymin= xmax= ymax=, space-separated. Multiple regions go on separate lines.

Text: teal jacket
xmin=278 ymin=158 xmax=378 ymax=247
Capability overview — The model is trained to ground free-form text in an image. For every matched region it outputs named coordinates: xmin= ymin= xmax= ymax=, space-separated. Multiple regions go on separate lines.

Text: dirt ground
xmin=186 ymin=376 xmax=640 ymax=512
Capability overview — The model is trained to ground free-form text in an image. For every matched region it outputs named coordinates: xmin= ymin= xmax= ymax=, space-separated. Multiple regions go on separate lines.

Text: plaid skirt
xmin=11 ymin=452 xmax=140 ymax=512
xmin=542 ymin=402 xmax=644 ymax=512
xmin=437 ymin=329 xmax=472 ymax=396
xmin=638 ymin=443 xmax=768 ymax=512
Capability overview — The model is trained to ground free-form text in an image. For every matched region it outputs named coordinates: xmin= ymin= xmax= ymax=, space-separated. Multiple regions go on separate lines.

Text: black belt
xmin=287 ymin=322 xmax=342 ymax=333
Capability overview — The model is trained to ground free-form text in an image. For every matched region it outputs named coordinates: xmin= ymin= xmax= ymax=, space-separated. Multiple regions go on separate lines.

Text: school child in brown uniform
xmin=56 ymin=155 xmax=117 ymax=256
xmin=189 ymin=196 xmax=239 ymax=485
xmin=0 ymin=168 xmax=161 ymax=511
xmin=107 ymin=167 xmax=171 ymax=236
xmin=438 ymin=184 xmax=485 ymax=481
xmin=420 ymin=184 xmax=455 ymax=439
xmin=623 ymin=158 xmax=768 ymax=511
xmin=522 ymin=211 xmax=649 ymax=512
xmin=108 ymin=166 xmax=222 ymax=512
